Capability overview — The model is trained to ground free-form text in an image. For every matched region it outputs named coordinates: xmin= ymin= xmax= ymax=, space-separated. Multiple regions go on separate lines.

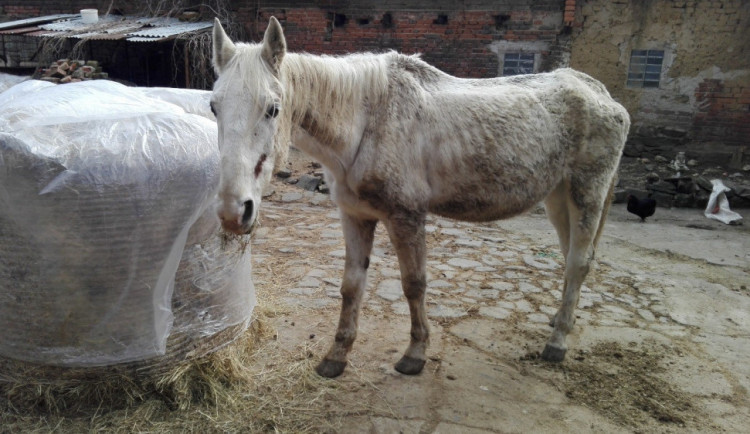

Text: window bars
xmin=627 ymin=49 xmax=664 ymax=88
xmin=503 ymin=52 xmax=535 ymax=76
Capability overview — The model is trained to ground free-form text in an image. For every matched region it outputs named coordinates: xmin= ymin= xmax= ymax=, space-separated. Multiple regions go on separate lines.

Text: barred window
xmin=627 ymin=50 xmax=664 ymax=88
xmin=503 ymin=53 xmax=535 ymax=76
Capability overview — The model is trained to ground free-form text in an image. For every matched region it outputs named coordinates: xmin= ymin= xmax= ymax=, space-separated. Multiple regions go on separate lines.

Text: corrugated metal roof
xmin=1 ymin=13 xmax=211 ymax=42
xmin=23 ymin=30 xmax=60 ymax=37
xmin=0 ymin=26 xmax=40 ymax=35
xmin=127 ymin=37 xmax=164 ymax=42
xmin=126 ymin=21 xmax=212 ymax=39
xmin=0 ymin=14 xmax=76 ymax=31
xmin=39 ymin=14 xmax=122 ymax=31
xmin=70 ymin=32 xmax=129 ymax=40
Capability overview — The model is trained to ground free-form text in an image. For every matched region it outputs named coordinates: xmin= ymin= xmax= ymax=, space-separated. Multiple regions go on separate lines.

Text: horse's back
xmin=347 ymin=58 xmax=630 ymax=222
xmin=465 ymin=67 xmax=630 ymax=160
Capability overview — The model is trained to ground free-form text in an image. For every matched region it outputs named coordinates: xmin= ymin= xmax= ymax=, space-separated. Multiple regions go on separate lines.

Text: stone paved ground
xmin=248 ymin=175 xmax=750 ymax=433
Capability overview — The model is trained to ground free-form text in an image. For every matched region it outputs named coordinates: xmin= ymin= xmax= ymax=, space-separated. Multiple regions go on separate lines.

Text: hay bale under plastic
xmin=0 ymin=80 xmax=257 ymax=409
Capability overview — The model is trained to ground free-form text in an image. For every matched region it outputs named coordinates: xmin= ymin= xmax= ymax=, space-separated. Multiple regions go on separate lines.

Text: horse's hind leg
xmin=542 ymin=176 xmax=609 ymax=362
xmin=384 ymin=212 xmax=429 ymax=375
xmin=316 ymin=213 xmax=377 ymax=378
xmin=543 ymin=181 xmax=571 ymax=329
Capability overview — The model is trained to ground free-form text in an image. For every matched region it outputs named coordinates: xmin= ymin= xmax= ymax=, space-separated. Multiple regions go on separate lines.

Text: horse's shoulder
xmin=547 ymin=68 xmax=611 ymax=98
xmin=387 ymin=53 xmax=448 ymax=86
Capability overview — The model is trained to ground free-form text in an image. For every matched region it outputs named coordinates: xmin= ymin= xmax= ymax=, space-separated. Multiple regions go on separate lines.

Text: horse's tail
xmin=592 ymin=175 xmax=617 ymax=257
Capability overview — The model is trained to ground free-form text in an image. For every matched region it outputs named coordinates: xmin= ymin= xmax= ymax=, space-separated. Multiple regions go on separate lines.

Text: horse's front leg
xmin=384 ymin=212 xmax=429 ymax=375
xmin=316 ymin=213 xmax=377 ymax=378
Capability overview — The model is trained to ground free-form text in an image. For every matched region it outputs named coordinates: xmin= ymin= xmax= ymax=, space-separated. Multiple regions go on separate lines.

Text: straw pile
xmin=0 ymin=298 xmax=354 ymax=433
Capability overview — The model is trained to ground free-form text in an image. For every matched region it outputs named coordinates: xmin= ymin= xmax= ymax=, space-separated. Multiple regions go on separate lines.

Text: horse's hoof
xmin=541 ymin=344 xmax=567 ymax=362
xmin=394 ymin=356 xmax=426 ymax=375
xmin=315 ymin=359 xmax=347 ymax=378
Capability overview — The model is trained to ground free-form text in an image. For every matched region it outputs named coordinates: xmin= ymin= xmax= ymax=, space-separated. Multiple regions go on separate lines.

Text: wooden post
xmin=184 ymin=42 xmax=190 ymax=89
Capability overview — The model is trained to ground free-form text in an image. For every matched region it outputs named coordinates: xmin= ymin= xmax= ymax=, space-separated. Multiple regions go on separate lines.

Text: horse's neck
xmin=281 ymin=53 xmax=388 ymax=152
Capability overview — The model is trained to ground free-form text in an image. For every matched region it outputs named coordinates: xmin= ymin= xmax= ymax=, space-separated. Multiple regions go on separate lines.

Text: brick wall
xmin=0 ymin=1 xmax=108 ymax=20
xmin=693 ymin=79 xmax=750 ymax=148
xmin=2 ymin=1 xmax=570 ymax=80
xmin=2 ymin=4 xmax=41 ymax=18
xmin=235 ymin=1 xmax=569 ymax=78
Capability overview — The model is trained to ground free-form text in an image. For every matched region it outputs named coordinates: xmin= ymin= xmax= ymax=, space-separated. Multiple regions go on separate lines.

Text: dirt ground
xmin=242 ymin=149 xmax=750 ymax=433
xmin=2 ymin=149 xmax=748 ymax=433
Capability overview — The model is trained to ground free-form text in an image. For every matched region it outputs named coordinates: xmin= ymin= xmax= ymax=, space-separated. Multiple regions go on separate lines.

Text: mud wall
xmin=569 ymin=0 xmax=750 ymax=165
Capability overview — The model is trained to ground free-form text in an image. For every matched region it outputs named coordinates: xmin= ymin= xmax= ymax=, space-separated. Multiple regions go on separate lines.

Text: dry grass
xmin=0 ymin=300 xmax=352 ymax=433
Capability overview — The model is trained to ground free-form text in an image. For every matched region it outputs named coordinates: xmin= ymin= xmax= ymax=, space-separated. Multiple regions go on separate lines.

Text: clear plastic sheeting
xmin=134 ymin=87 xmax=215 ymax=120
xmin=0 ymin=80 xmax=254 ymax=367
xmin=0 ymin=73 xmax=30 ymax=94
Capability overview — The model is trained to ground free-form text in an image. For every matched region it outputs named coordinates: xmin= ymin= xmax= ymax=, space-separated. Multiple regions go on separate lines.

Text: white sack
xmin=704 ymin=179 xmax=743 ymax=225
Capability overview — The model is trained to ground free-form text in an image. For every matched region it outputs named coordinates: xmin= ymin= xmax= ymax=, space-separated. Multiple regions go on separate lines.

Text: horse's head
xmin=211 ymin=17 xmax=286 ymax=234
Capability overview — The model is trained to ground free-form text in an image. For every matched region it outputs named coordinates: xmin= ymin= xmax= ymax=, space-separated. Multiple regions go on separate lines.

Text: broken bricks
xmin=38 ymin=59 xmax=108 ymax=84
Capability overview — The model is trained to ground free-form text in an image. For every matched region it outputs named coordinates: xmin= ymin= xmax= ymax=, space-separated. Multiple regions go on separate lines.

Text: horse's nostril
xmin=241 ymin=199 xmax=254 ymax=225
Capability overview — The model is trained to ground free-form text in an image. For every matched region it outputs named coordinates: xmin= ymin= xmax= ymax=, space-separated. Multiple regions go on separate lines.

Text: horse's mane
xmin=280 ymin=51 xmax=392 ymax=126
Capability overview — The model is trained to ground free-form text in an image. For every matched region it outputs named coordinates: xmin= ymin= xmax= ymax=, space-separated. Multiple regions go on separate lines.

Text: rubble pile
xmin=37 ymin=59 xmax=108 ymax=84
xmin=616 ymin=152 xmax=750 ymax=209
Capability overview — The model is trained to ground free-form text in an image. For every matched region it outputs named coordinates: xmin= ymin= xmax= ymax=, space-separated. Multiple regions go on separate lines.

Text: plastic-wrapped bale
xmin=0 ymin=72 xmax=29 ymax=93
xmin=0 ymin=80 xmax=254 ymax=374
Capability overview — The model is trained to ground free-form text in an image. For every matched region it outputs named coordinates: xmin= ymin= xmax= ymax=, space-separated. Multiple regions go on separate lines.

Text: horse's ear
xmin=212 ymin=18 xmax=236 ymax=75
xmin=261 ymin=16 xmax=286 ymax=74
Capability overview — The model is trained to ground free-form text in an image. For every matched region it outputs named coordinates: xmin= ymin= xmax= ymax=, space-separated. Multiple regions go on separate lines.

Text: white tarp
xmin=0 ymin=79 xmax=253 ymax=367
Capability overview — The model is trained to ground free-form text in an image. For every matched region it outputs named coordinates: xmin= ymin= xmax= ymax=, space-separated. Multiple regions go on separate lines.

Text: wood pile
xmin=38 ymin=59 xmax=108 ymax=84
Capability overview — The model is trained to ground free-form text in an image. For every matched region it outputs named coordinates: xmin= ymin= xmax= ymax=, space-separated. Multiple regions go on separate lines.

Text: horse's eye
xmin=265 ymin=104 xmax=279 ymax=119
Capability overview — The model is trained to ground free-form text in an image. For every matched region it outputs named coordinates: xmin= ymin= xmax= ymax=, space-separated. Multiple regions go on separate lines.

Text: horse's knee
xmin=341 ymin=269 xmax=367 ymax=297
xmin=402 ymin=276 xmax=426 ymax=300
xmin=339 ymin=286 xmax=360 ymax=306
xmin=403 ymin=275 xmax=426 ymax=290
xmin=564 ymin=256 xmax=591 ymax=287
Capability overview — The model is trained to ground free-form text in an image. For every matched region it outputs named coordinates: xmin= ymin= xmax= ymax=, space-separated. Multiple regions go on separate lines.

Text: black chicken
xmin=627 ymin=195 xmax=656 ymax=222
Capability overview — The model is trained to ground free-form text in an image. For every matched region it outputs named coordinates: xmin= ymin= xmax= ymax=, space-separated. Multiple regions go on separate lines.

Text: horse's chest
xmin=329 ymin=177 xmax=389 ymax=220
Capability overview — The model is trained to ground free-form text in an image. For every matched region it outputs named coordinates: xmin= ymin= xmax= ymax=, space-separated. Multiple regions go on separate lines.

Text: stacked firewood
xmin=38 ymin=59 xmax=109 ymax=84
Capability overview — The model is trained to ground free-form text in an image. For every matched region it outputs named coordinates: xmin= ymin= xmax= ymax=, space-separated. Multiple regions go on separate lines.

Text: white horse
xmin=211 ymin=17 xmax=630 ymax=378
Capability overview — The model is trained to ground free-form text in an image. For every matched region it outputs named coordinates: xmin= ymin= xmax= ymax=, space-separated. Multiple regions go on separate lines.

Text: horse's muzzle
xmin=219 ymin=199 xmax=256 ymax=235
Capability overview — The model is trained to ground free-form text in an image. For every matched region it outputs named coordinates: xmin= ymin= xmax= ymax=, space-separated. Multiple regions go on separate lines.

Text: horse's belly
xmin=430 ymin=201 xmax=526 ymax=222
xmin=428 ymin=190 xmax=542 ymax=222
xmin=427 ymin=175 xmax=557 ymax=222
